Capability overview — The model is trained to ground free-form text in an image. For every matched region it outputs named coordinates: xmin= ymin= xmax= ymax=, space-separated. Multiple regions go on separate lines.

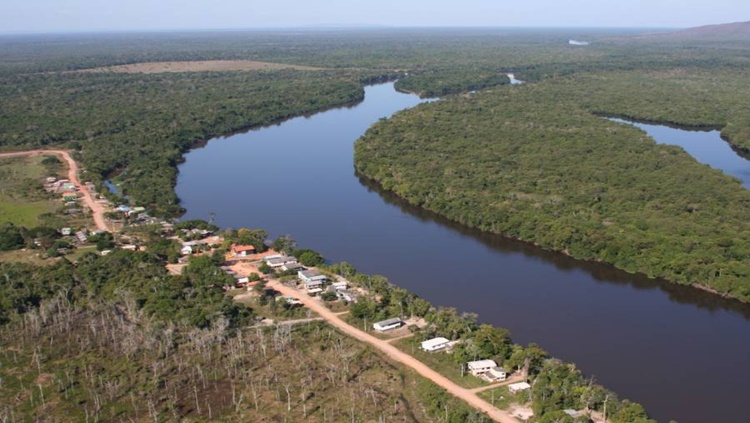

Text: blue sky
xmin=3 ymin=0 xmax=748 ymax=33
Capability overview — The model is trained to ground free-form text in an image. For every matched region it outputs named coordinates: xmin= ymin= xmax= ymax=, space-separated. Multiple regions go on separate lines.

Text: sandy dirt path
xmin=0 ymin=149 xmax=109 ymax=232
xmin=266 ymin=279 xmax=519 ymax=423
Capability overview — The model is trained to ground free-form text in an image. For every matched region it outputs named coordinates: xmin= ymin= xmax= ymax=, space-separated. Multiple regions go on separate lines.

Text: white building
xmin=485 ymin=366 xmax=507 ymax=382
xmin=265 ymin=255 xmax=298 ymax=268
xmin=421 ymin=337 xmax=450 ymax=352
xmin=330 ymin=281 xmax=348 ymax=291
xmin=373 ymin=318 xmax=402 ymax=332
xmin=298 ymin=270 xmax=328 ymax=290
xmin=467 ymin=360 xmax=498 ymax=376
xmin=508 ymin=382 xmax=531 ymax=393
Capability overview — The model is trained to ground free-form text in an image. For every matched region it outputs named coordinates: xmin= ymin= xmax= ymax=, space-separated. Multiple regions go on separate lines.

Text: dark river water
xmin=176 ymin=83 xmax=750 ymax=423
xmin=611 ymin=118 xmax=750 ymax=188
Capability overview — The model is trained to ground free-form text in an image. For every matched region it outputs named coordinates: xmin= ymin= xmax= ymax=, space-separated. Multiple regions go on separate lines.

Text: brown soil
xmin=76 ymin=60 xmax=322 ymax=74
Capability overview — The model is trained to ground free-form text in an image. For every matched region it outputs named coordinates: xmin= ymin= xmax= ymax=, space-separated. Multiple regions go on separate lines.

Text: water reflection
xmin=357 ymin=173 xmax=750 ymax=320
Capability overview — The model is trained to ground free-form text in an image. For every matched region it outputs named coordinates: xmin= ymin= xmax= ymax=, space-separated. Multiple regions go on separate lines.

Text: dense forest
xmin=3 ymin=29 xmax=750 ymax=215
xmin=355 ymin=66 xmax=750 ymax=302
xmin=0 ymin=69 xmax=372 ymax=215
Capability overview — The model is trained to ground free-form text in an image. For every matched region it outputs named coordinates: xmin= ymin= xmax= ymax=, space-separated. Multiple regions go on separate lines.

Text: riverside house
xmin=421 ymin=337 xmax=450 ymax=352
xmin=231 ymin=244 xmax=256 ymax=257
xmin=373 ymin=318 xmax=402 ymax=332
xmin=467 ymin=360 xmax=498 ymax=376
xmin=298 ymin=270 xmax=327 ymax=290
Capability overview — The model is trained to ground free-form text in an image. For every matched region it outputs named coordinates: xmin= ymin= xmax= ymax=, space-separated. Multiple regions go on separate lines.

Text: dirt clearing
xmin=77 ymin=60 xmax=323 ymax=74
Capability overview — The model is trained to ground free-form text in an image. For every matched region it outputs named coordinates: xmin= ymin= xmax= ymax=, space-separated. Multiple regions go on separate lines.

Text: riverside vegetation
xmin=0 ymin=226 xmax=653 ymax=422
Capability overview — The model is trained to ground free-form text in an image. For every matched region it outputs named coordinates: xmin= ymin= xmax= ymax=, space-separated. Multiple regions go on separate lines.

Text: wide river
xmin=176 ymin=83 xmax=750 ymax=423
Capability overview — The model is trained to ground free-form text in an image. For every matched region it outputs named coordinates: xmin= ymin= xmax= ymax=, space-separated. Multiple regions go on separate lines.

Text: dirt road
xmin=0 ymin=149 xmax=109 ymax=231
xmin=266 ymin=280 xmax=519 ymax=423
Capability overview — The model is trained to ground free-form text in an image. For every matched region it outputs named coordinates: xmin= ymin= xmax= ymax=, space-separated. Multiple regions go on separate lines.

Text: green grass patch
xmin=0 ymin=155 xmax=59 ymax=226
xmin=64 ymin=245 xmax=99 ymax=262
xmin=0 ymin=200 xmax=56 ymax=227
xmin=0 ymin=249 xmax=52 ymax=265
xmin=478 ymin=386 xmax=515 ymax=410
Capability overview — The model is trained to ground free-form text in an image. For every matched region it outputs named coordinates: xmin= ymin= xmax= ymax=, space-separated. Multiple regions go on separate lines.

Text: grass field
xmin=0 ymin=249 xmax=53 ymax=265
xmin=478 ymin=386 xmax=515 ymax=409
xmin=0 ymin=155 xmax=59 ymax=226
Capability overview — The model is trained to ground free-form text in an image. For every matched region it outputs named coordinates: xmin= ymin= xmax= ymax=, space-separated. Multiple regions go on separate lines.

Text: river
xmin=176 ymin=83 xmax=750 ymax=423
xmin=611 ymin=117 xmax=750 ymax=188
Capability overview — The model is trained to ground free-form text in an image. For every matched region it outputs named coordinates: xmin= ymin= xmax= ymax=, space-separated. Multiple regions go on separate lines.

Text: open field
xmin=0 ymin=155 xmax=58 ymax=226
xmin=0 ymin=249 xmax=53 ymax=265
xmin=77 ymin=60 xmax=324 ymax=74
xmin=0 ymin=150 xmax=109 ymax=231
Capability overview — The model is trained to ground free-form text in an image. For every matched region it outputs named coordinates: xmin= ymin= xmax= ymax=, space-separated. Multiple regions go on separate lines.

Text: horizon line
xmin=0 ymin=24 xmax=683 ymax=37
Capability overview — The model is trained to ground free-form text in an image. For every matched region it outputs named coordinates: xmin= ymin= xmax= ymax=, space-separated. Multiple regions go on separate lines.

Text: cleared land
xmin=0 ymin=155 xmax=58 ymax=226
xmin=78 ymin=60 xmax=323 ymax=74
xmin=0 ymin=150 xmax=108 ymax=231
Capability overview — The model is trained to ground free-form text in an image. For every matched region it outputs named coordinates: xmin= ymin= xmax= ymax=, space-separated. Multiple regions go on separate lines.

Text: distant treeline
xmin=3 ymin=30 xmax=750 ymax=216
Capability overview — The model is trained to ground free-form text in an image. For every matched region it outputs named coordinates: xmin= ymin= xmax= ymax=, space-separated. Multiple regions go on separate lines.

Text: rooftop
xmin=422 ymin=337 xmax=450 ymax=348
xmin=299 ymin=269 xmax=323 ymax=278
xmin=467 ymin=359 xmax=497 ymax=369
xmin=232 ymin=244 xmax=256 ymax=252
xmin=375 ymin=317 xmax=402 ymax=327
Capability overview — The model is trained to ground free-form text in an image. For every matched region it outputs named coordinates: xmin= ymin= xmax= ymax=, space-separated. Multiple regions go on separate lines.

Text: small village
xmin=2 ymin=156 xmax=611 ymax=423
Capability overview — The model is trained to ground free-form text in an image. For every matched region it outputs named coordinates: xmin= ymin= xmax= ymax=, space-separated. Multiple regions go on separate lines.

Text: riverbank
xmin=176 ymin=81 xmax=750 ymax=423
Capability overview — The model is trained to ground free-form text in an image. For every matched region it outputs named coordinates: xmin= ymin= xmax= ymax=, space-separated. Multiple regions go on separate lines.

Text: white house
xmin=467 ymin=360 xmax=498 ymax=376
xmin=421 ymin=337 xmax=450 ymax=352
xmin=298 ymin=270 xmax=328 ymax=290
xmin=330 ymin=281 xmax=348 ymax=291
xmin=373 ymin=318 xmax=402 ymax=332
xmin=336 ymin=290 xmax=357 ymax=303
xmin=484 ymin=366 xmax=507 ymax=382
xmin=508 ymin=382 xmax=531 ymax=393
xmin=181 ymin=245 xmax=193 ymax=255
xmin=266 ymin=255 xmax=298 ymax=268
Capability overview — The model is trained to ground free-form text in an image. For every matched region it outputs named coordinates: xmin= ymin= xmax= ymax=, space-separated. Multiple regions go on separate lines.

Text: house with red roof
xmin=231 ymin=244 xmax=256 ymax=257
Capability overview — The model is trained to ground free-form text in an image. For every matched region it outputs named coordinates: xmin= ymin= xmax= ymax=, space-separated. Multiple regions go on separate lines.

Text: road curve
xmin=0 ymin=149 xmax=109 ymax=232
xmin=267 ymin=280 xmax=519 ymax=423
